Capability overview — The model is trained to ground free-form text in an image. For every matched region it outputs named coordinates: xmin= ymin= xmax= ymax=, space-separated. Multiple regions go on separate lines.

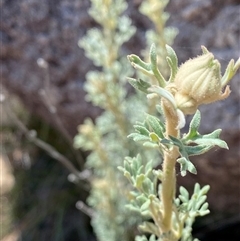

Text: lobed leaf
xmin=185 ymin=145 xmax=212 ymax=156
xmin=127 ymin=54 xmax=152 ymax=76
xmin=177 ymin=157 xmax=197 ymax=176
xmin=139 ymin=221 xmax=159 ymax=236
xmin=128 ymin=77 xmax=152 ymax=93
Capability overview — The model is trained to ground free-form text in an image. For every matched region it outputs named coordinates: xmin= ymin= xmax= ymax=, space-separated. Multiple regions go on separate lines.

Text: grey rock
xmin=1 ymin=0 xmax=239 ymax=213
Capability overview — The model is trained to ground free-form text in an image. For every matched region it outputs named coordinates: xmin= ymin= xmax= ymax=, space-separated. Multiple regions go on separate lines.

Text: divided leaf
xmin=128 ymin=77 xmax=152 ymax=93
xmin=177 ymin=183 xmax=210 ymax=217
xmin=182 ymin=110 xmax=228 ymax=150
xmin=127 ymin=54 xmax=152 ymax=76
xmin=128 ymin=114 xmax=165 ymax=149
xmin=177 ymin=157 xmax=197 ymax=176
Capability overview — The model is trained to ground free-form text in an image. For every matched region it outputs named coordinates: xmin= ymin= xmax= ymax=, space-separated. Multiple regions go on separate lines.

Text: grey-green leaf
xmin=146 ymin=114 xmax=165 ymax=138
xmin=128 ymin=77 xmax=152 ymax=93
xmin=177 ymin=157 xmax=197 ymax=176
xmin=128 ymin=133 xmax=150 ymax=142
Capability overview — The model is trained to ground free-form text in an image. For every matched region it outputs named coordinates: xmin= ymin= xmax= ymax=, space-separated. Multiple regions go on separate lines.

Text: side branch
xmin=3 ymin=96 xmax=87 ymax=181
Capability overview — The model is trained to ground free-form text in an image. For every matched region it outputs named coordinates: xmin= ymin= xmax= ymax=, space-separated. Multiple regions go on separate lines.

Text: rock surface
xmin=1 ymin=0 xmax=240 ymax=213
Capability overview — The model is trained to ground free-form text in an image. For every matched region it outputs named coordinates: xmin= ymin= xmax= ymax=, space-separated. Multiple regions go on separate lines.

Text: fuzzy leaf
xmin=149 ymin=132 xmax=159 ymax=142
xmin=195 ymin=196 xmax=207 ymax=210
xmin=160 ymin=138 xmax=173 ymax=146
xmin=145 ymin=160 xmax=153 ymax=175
xmin=148 ymin=85 xmax=176 ymax=109
xmin=183 ymin=110 xmax=201 ymax=140
xmin=166 ymin=45 xmax=178 ymax=69
xmin=140 ymin=200 xmax=151 ymax=212
xmin=179 ymin=186 xmax=189 ymax=201
xmin=123 ymin=160 xmax=131 ymax=174
xmin=127 ymin=54 xmax=152 ymax=76
xmin=149 ymin=235 xmax=157 ymax=241
xmin=199 ymin=185 xmax=210 ymax=196
xmin=182 ymin=111 xmax=228 ymax=150
xmin=152 ymin=169 xmax=163 ymax=181
xmin=166 ymin=44 xmax=178 ymax=82
xmin=193 ymin=130 xmax=229 ymax=150
xmin=142 ymin=178 xmax=154 ymax=195
xmin=169 ymin=136 xmax=188 ymax=156
xmin=135 ymin=235 xmax=148 ymax=241
xmin=177 ymin=157 xmax=197 ymax=176
xmin=128 ymin=133 xmax=150 ymax=142
xmin=199 ymin=203 xmax=210 ymax=214
xmin=128 ymin=77 xmax=152 ymax=93
xmin=136 ymin=174 xmax=145 ymax=188
xmin=187 ymin=183 xmax=210 ymax=217
xmin=139 ymin=221 xmax=159 ymax=236
xmin=150 ymin=44 xmax=158 ymax=70
xmin=194 ymin=183 xmax=201 ymax=193
xmin=150 ymin=44 xmax=166 ymax=87
xmin=136 ymin=194 xmax=148 ymax=204
xmin=185 ymin=145 xmax=213 ymax=156
xmin=125 ymin=204 xmax=140 ymax=213
xmin=131 ymin=160 xmax=141 ymax=179
xmin=142 ymin=142 xmax=159 ymax=148
xmin=221 ymin=57 xmax=240 ymax=86
xmin=123 ymin=171 xmax=132 ymax=181
xmin=145 ymin=114 xmax=165 ymax=138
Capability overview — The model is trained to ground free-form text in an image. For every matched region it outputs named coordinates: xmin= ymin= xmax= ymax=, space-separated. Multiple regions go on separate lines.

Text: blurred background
xmin=1 ymin=0 xmax=240 ymax=240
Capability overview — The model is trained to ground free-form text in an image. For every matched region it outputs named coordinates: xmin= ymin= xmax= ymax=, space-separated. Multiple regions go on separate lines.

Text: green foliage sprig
xmin=74 ymin=0 xmax=178 ymax=240
xmin=74 ymin=0 xmax=138 ymax=240
xmin=120 ymin=44 xmax=240 ymax=241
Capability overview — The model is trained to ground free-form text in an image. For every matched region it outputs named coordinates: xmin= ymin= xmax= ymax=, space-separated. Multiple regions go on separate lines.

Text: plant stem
xmin=4 ymin=98 xmax=83 ymax=180
xmin=160 ymin=100 xmax=179 ymax=235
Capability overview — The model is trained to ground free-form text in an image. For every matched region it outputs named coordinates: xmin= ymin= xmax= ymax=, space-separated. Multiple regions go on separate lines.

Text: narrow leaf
xmin=189 ymin=110 xmax=201 ymax=136
xmin=128 ymin=77 xmax=151 ymax=93
xmin=128 ymin=133 xmax=150 ymax=142
xmin=143 ymin=142 xmax=159 ymax=148
xmin=179 ymin=186 xmax=189 ymax=200
xmin=134 ymin=125 xmax=150 ymax=136
xmin=146 ymin=114 xmax=164 ymax=138
xmin=149 ymin=132 xmax=159 ymax=142
xmin=148 ymin=85 xmax=177 ymax=109
xmin=136 ymin=174 xmax=145 ymax=188
xmin=193 ymin=138 xmax=228 ymax=150
xmin=166 ymin=44 xmax=178 ymax=82
xmin=177 ymin=157 xmax=197 ymax=176
xmin=127 ymin=54 xmax=153 ymax=76
xmin=139 ymin=221 xmax=159 ymax=236
xmin=185 ymin=145 xmax=212 ymax=156
xmin=150 ymin=44 xmax=166 ymax=87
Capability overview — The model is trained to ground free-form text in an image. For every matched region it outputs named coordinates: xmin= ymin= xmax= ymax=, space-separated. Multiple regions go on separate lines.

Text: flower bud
xmin=173 ymin=47 xmax=231 ymax=114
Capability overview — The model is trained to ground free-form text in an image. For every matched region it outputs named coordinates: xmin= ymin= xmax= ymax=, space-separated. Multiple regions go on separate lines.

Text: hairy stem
xmin=161 ymin=100 xmax=179 ymax=235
